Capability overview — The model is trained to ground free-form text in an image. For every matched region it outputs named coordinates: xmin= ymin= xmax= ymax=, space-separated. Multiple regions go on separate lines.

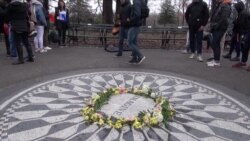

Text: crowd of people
xmin=0 ymin=0 xmax=249 ymax=70
xmin=184 ymin=0 xmax=250 ymax=70
xmin=0 ymin=0 xmax=69 ymax=65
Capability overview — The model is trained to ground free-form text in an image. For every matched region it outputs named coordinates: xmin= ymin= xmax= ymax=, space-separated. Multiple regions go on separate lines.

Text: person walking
xmin=6 ymin=0 xmax=34 ymax=65
xmin=127 ymin=0 xmax=146 ymax=64
xmin=115 ymin=0 xmax=131 ymax=57
xmin=54 ymin=0 xmax=69 ymax=46
xmin=185 ymin=0 xmax=209 ymax=62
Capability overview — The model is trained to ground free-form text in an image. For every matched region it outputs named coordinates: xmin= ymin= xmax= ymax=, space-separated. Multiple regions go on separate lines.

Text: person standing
xmin=0 ymin=2 xmax=10 ymax=56
xmin=232 ymin=4 xmax=250 ymax=71
xmin=207 ymin=0 xmax=231 ymax=67
xmin=115 ymin=0 xmax=131 ymax=57
xmin=6 ymin=0 xmax=34 ymax=65
xmin=27 ymin=0 xmax=47 ymax=53
xmin=127 ymin=0 xmax=146 ymax=64
xmin=55 ymin=0 xmax=69 ymax=46
xmin=185 ymin=0 xmax=209 ymax=62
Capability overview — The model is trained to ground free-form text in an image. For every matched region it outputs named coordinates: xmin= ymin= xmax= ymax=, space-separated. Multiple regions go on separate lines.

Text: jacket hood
xmin=223 ymin=0 xmax=232 ymax=4
xmin=234 ymin=1 xmax=245 ymax=13
xmin=30 ymin=0 xmax=43 ymax=6
xmin=121 ymin=0 xmax=131 ymax=6
xmin=10 ymin=0 xmax=23 ymax=4
xmin=192 ymin=0 xmax=203 ymax=3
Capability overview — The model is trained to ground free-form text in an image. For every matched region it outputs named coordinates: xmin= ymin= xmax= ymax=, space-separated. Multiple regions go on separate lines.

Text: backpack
xmin=141 ymin=0 xmax=149 ymax=19
xmin=49 ymin=30 xmax=59 ymax=43
xmin=227 ymin=5 xmax=238 ymax=33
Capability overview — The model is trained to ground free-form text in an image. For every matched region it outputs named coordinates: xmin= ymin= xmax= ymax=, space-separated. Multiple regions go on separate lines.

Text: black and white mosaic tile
xmin=0 ymin=71 xmax=249 ymax=141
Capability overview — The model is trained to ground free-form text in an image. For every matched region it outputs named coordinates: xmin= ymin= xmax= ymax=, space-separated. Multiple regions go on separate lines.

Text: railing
xmin=65 ymin=24 xmax=188 ymax=49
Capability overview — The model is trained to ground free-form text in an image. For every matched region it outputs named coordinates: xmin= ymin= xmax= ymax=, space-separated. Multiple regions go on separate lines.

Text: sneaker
xmin=12 ymin=61 xmax=24 ymax=65
xmin=246 ymin=66 xmax=250 ymax=71
xmin=232 ymin=62 xmax=246 ymax=68
xmin=115 ymin=53 xmax=122 ymax=57
xmin=44 ymin=46 xmax=52 ymax=50
xmin=197 ymin=55 xmax=203 ymax=62
xmin=136 ymin=56 xmax=146 ymax=64
xmin=128 ymin=58 xmax=138 ymax=64
xmin=26 ymin=58 xmax=34 ymax=62
xmin=230 ymin=57 xmax=240 ymax=62
xmin=182 ymin=50 xmax=189 ymax=54
xmin=207 ymin=57 xmax=214 ymax=61
xmin=40 ymin=49 xmax=47 ymax=53
xmin=223 ymin=54 xmax=231 ymax=59
xmin=35 ymin=48 xmax=40 ymax=53
xmin=207 ymin=61 xmax=221 ymax=67
xmin=207 ymin=60 xmax=214 ymax=65
xmin=189 ymin=53 xmax=195 ymax=59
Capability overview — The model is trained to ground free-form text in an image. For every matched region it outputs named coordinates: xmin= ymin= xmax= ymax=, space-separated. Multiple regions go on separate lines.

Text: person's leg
xmin=4 ymin=33 xmax=10 ymax=55
xmin=21 ymin=32 xmax=34 ymax=61
xmin=9 ymin=29 xmax=17 ymax=57
xmin=13 ymin=32 xmax=24 ymax=64
xmin=225 ymin=33 xmax=236 ymax=58
xmin=62 ymin=28 xmax=66 ymax=45
xmin=128 ymin=27 xmax=144 ymax=63
xmin=34 ymin=26 xmax=39 ymax=51
xmin=241 ymin=33 xmax=250 ymax=63
xmin=189 ymin=29 xmax=195 ymax=58
xmin=220 ymin=32 xmax=226 ymax=57
xmin=212 ymin=31 xmax=225 ymax=62
xmin=58 ymin=29 xmax=62 ymax=45
xmin=117 ymin=27 xmax=125 ymax=56
xmin=37 ymin=26 xmax=45 ymax=51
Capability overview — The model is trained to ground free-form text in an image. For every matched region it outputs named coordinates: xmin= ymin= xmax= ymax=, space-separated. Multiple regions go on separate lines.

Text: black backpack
xmin=141 ymin=0 xmax=149 ymax=19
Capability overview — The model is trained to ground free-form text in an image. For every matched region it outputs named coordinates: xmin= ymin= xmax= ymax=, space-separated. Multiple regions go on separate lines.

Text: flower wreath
xmin=81 ymin=86 xmax=175 ymax=129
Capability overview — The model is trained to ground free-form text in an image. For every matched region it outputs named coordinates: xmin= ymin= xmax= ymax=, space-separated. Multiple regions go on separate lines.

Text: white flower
xmin=151 ymin=92 xmax=156 ymax=98
xmin=142 ymin=85 xmax=149 ymax=93
xmin=156 ymin=113 xmax=163 ymax=122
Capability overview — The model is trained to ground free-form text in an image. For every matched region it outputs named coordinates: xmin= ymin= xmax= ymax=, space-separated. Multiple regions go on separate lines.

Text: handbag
xmin=111 ymin=25 xmax=120 ymax=35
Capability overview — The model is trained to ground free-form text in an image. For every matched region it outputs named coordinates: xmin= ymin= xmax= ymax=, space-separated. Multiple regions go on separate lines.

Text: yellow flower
xmin=149 ymin=116 xmax=158 ymax=125
xmin=133 ymin=120 xmax=143 ymax=129
xmin=107 ymin=119 xmax=113 ymax=127
xmin=114 ymin=121 xmax=123 ymax=129
xmin=98 ymin=118 xmax=105 ymax=126
xmin=84 ymin=115 xmax=89 ymax=120
xmin=143 ymin=114 xmax=151 ymax=125
xmin=91 ymin=113 xmax=98 ymax=121
xmin=114 ymin=89 xmax=120 ymax=95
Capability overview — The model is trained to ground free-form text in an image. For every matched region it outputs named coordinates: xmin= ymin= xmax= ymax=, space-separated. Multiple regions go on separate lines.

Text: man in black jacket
xmin=115 ymin=0 xmax=131 ymax=57
xmin=6 ymin=0 xmax=34 ymax=65
xmin=127 ymin=0 xmax=146 ymax=64
xmin=185 ymin=0 xmax=209 ymax=62
xmin=232 ymin=6 xmax=250 ymax=71
xmin=207 ymin=0 xmax=231 ymax=67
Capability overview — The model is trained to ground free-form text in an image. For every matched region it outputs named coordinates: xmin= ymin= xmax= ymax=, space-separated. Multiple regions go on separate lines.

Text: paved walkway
xmin=0 ymin=45 xmax=249 ymax=141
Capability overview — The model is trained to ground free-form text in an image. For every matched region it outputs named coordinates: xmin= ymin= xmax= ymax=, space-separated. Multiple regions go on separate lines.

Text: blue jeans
xmin=189 ymin=29 xmax=203 ymax=54
xmin=9 ymin=28 xmax=17 ymax=57
xmin=118 ymin=27 xmax=129 ymax=54
xmin=128 ymin=27 xmax=143 ymax=59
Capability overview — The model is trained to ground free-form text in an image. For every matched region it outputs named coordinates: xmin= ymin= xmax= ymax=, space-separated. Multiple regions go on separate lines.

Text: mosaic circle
xmin=0 ymin=71 xmax=250 ymax=141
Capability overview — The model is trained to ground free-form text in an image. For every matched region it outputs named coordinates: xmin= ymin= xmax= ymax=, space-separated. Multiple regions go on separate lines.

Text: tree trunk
xmin=103 ymin=0 xmax=113 ymax=24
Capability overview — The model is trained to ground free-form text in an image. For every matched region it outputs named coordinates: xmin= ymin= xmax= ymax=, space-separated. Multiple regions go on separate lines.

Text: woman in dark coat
xmin=54 ymin=0 xmax=69 ymax=46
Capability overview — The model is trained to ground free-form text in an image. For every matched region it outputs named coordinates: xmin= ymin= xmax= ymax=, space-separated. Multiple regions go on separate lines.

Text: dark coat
xmin=129 ymin=0 xmax=142 ymax=27
xmin=210 ymin=2 xmax=231 ymax=32
xmin=54 ymin=7 xmax=69 ymax=30
xmin=185 ymin=0 xmax=209 ymax=31
xmin=119 ymin=0 xmax=131 ymax=27
xmin=6 ymin=1 xmax=29 ymax=32
xmin=234 ymin=2 xmax=250 ymax=34
xmin=0 ymin=3 xmax=6 ymax=33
